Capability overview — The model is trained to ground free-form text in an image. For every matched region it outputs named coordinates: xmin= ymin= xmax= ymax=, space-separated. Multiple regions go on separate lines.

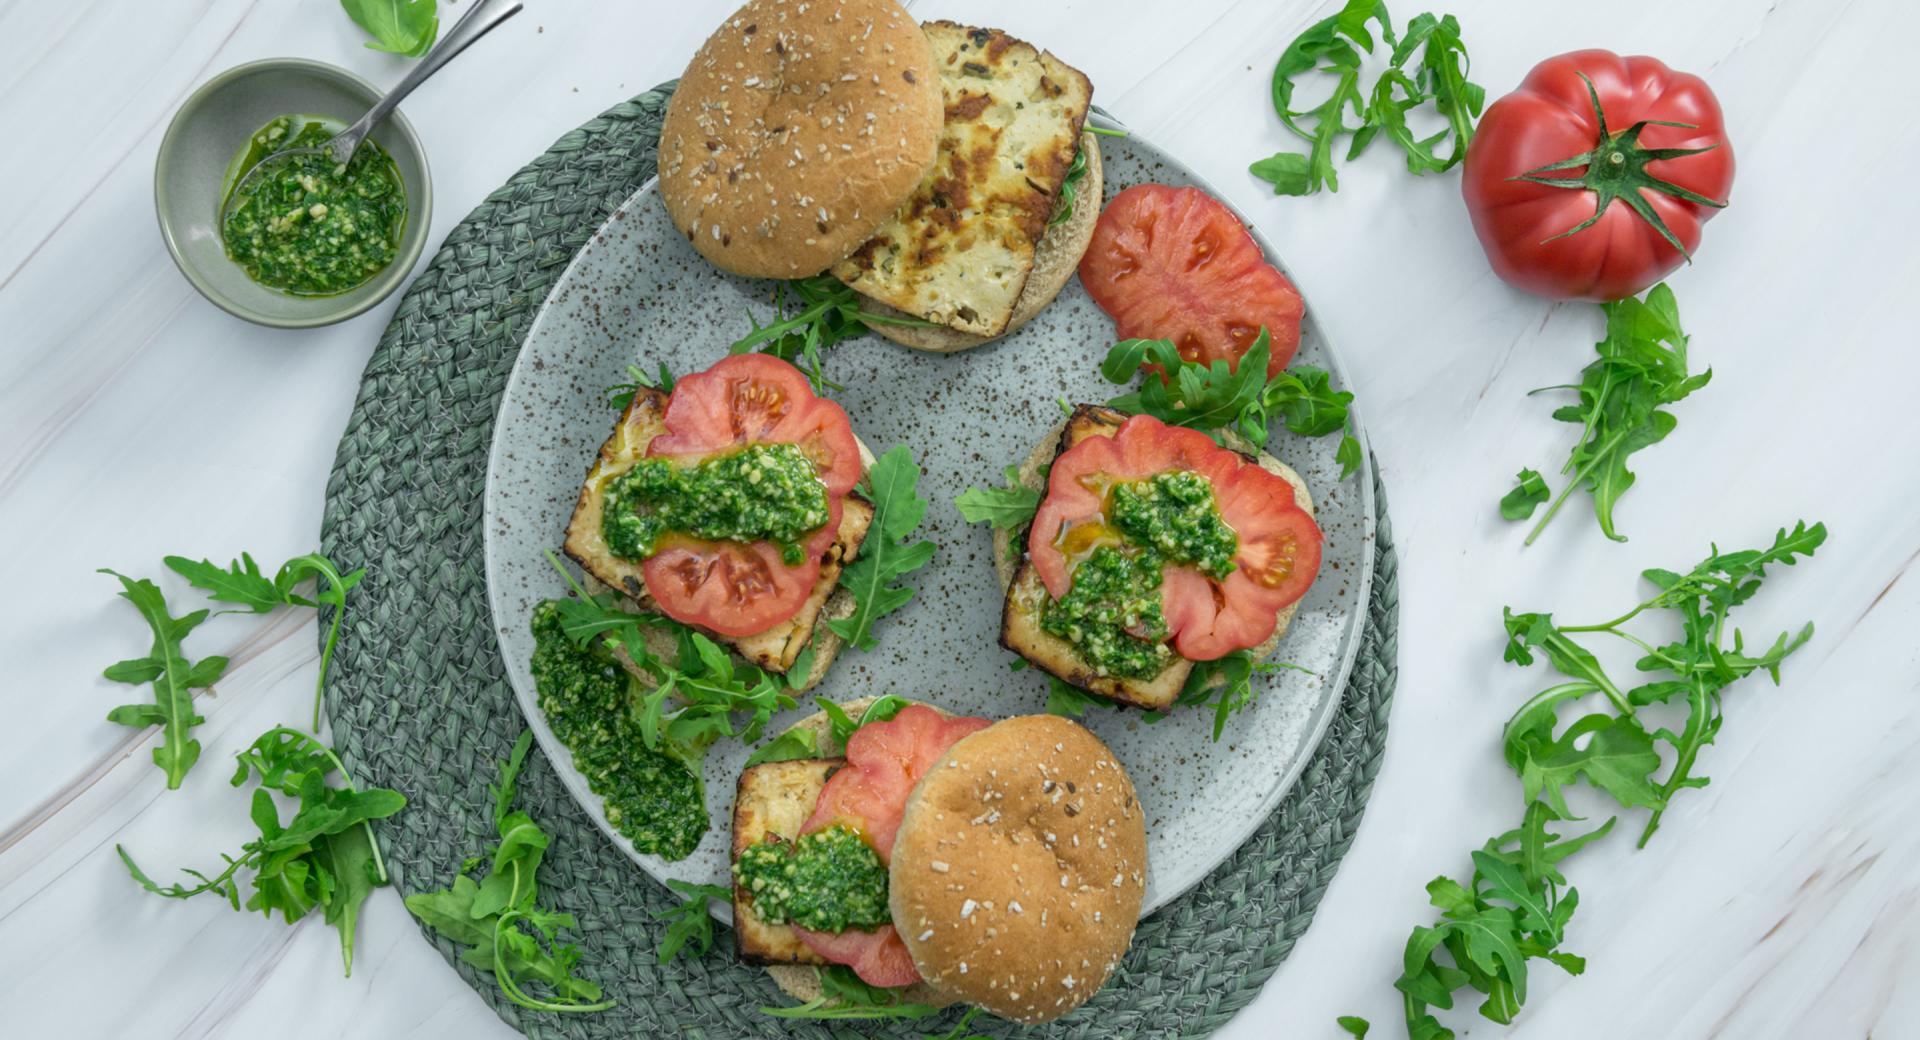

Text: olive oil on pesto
xmin=1044 ymin=470 xmax=1239 ymax=678
xmin=220 ymin=116 xmax=407 ymax=296
xmin=733 ymin=824 xmax=890 ymax=933
xmin=601 ymin=442 xmax=830 ymax=565
xmin=528 ymin=602 xmax=707 ymax=860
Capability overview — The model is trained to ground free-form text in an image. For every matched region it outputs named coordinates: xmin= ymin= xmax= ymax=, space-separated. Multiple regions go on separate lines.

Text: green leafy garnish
xmin=820 ymin=694 xmax=912 ymax=747
xmin=731 ymin=275 xmax=932 ymax=394
xmin=118 ymin=726 xmax=405 ymax=975
xmin=1101 ymin=328 xmax=1362 ymax=479
xmin=339 ymin=0 xmax=438 ymax=57
xmin=1337 ymin=1015 xmax=1371 ymax=1038
xmin=1372 ymin=521 xmax=1823 ymax=1036
xmin=744 ymin=726 xmax=821 ymax=767
xmin=98 ymin=569 xmax=228 ymax=789
xmin=653 ymin=879 xmax=732 ymax=964
xmin=1176 ymin=652 xmax=1314 ymax=741
xmin=1499 ymin=469 xmax=1550 ymax=521
xmin=606 ymin=361 xmax=675 ymax=410
xmin=165 ymin=551 xmax=365 ymax=730
xmin=955 ymin=464 xmax=1041 ymax=531
xmin=1252 ymin=0 xmax=1482 ymax=196
xmin=1050 ymin=144 xmax=1091 ymax=228
xmin=763 ymin=965 xmax=942 ymax=1021
xmin=828 ymin=445 xmax=938 ymax=651
xmin=1043 ymin=675 xmax=1114 ymax=719
xmin=407 ymin=731 xmax=614 ymax=1013
xmin=1512 ymin=283 xmax=1710 ymax=545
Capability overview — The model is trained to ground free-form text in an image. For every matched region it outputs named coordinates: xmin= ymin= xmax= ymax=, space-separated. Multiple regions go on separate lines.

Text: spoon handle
xmin=331 ymin=0 xmax=524 ymax=163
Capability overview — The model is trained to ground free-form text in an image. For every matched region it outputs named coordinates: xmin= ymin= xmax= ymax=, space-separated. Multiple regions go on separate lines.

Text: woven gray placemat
xmin=319 ymin=84 xmax=1398 ymax=1040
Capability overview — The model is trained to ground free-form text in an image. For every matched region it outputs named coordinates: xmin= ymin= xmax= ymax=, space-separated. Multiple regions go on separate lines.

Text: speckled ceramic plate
xmin=483 ymin=120 xmax=1374 ymax=922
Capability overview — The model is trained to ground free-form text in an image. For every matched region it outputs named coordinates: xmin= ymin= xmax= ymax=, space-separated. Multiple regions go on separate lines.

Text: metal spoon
xmin=225 ymin=0 xmax=522 ymax=208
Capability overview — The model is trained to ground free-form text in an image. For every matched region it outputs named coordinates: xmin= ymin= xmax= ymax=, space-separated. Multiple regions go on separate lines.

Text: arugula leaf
xmin=1337 ymin=1016 xmax=1371 ymax=1038
xmin=339 ymin=0 xmax=438 ymax=57
xmin=1043 ymin=676 xmax=1111 ymax=719
xmin=166 ymin=551 xmax=365 ymax=730
xmin=1176 ymin=653 xmax=1314 ymax=741
xmin=118 ymin=726 xmax=404 ymax=974
xmin=606 ymin=361 xmax=675 ymax=410
xmin=829 ymin=445 xmax=937 ymax=651
xmin=744 ymin=726 xmax=820 ymax=767
xmin=1101 ymin=329 xmax=1361 ymax=478
xmin=1516 ymin=283 xmax=1711 ymax=544
xmin=407 ymin=731 xmax=614 ymax=1013
xmin=731 ymin=275 xmax=932 ymax=395
xmin=819 ymin=694 xmax=912 ymax=748
xmin=1500 ymin=469 xmax=1550 ymax=521
xmin=955 ymin=464 xmax=1041 ymax=531
xmin=1384 ymin=522 xmax=1823 ymax=1037
xmin=99 ymin=570 xmax=227 ymax=789
xmin=1051 ymin=144 xmax=1091 ymax=228
xmin=654 ymin=879 xmax=732 ymax=964
xmin=1254 ymin=1 xmax=1481 ymax=195
xmin=763 ymin=965 xmax=943 ymax=1020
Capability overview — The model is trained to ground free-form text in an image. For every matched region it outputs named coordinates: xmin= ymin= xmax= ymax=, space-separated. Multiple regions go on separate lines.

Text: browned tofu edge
xmin=731 ymin=758 xmax=842 ymax=966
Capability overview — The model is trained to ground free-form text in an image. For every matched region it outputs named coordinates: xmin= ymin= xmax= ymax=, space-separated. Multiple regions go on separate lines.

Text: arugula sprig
xmin=165 ymin=551 xmax=365 ymax=730
xmin=339 ymin=0 xmax=438 ymax=57
xmin=99 ymin=570 xmax=229 ymax=788
xmin=606 ymin=361 xmax=675 ymax=411
xmin=1050 ymin=144 xmax=1092 ymax=228
xmin=1252 ymin=0 xmax=1482 ymax=196
xmin=653 ymin=879 xmax=732 ymax=964
xmin=407 ymin=731 xmax=614 ymax=1013
xmin=1371 ymin=521 xmax=1824 ymax=1037
xmin=1170 ymin=653 xmax=1314 ymax=741
xmin=1101 ymin=328 xmax=1362 ymax=478
xmin=828 ymin=445 xmax=938 ymax=651
xmin=118 ymin=726 xmax=406 ymax=975
xmin=1503 ymin=283 xmax=1711 ymax=544
xmin=955 ymin=463 xmax=1042 ymax=532
xmin=763 ymin=965 xmax=943 ymax=1021
xmin=730 ymin=275 xmax=932 ymax=394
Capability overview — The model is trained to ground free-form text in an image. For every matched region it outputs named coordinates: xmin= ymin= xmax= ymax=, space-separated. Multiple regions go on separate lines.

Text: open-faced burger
xmin=995 ymin=408 xmax=1324 ymax=709
xmin=563 ymin=353 xmax=872 ymax=689
xmin=731 ymin=699 xmax=1146 ymax=1024
xmin=657 ymin=0 xmax=1104 ymax=351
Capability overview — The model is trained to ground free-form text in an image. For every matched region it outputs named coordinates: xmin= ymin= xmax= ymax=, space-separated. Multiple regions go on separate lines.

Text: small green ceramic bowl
xmin=155 ymin=58 xmax=432 ymax=328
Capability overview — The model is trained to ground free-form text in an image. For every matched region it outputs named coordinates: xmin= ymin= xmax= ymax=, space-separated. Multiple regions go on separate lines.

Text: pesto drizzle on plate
xmin=733 ymin=823 xmax=890 ymax=933
xmin=528 ymin=602 xmax=707 ymax=860
xmin=601 ymin=442 xmax=830 ymax=565
xmin=220 ymin=116 xmax=407 ymax=296
xmin=1043 ymin=470 xmax=1239 ymax=678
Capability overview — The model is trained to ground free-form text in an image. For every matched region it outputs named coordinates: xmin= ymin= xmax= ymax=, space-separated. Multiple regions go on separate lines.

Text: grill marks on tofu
xmin=561 ymin=387 xmax=873 ymax=674
xmin=832 ymin=22 xmax=1093 ymax=336
xmin=732 ymin=758 xmax=841 ymax=965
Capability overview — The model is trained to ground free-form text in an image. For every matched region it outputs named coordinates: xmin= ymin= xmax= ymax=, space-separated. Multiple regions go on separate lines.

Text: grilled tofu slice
xmin=731 ymin=757 xmax=840 ymax=966
xmin=998 ymin=406 xmax=1315 ymax=711
xmin=832 ymin=22 xmax=1093 ymax=337
xmin=562 ymin=387 xmax=873 ymax=681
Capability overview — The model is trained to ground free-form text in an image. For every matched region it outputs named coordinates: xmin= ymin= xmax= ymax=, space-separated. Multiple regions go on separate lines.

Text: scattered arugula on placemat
xmin=99 ymin=570 xmax=229 ymax=789
xmin=606 ymin=361 xmax=675 ymax=410
xmin=1503 ymin=283 xmax=1710 ymax=545
xmin=165 ymin=551 xmax=365 ymax=730
xmin=1357 ymin=521 xmax=1824 ymax=1037
xmin=1101 ymin=327 xmax=1362 ymax=478
xmin=653 ymin=879 xmax=732 ymax=964
xmin=339 ymin=0 xmax=439 ymax=57
xmin=955 ymin=463 xmax=1042 ymax=532
xmin=118 ymin=726 xmax=406 ymax=975
xmin=1252 ymin=0 xmax=1482 ymax=196
xmin=829 ymin=445 xmax=938 ymax=651
xmin=407 ymin=731 xmax=614 ymax=1013
xmin=730 ymin=275 xmax=932 ymax=394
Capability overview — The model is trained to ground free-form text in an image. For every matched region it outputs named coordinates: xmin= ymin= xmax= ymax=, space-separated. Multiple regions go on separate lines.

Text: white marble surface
xmin=3 ymin=1 xmax=1917 ymax=1037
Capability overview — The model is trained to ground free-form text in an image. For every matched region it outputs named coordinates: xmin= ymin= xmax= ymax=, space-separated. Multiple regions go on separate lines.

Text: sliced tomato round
xmin=1079 ymin=185 xmax=1304 ymax=379
xmin=802 ymin=705 xmax=990 ymax=862
xmin=793 ymin=923 xmax=921 ymax=988
xmin=1027 ymin=414 xmax=1322 ymax=661
xmin=635 ymin=354 xmax=861 ymax=635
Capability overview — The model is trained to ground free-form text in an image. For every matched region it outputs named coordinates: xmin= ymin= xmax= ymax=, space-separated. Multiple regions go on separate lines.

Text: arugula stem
xmin=258 ymin=725 xmax=391 ymax=887
xmin=489 ymin=862 xmax=616 ymax=1013
xmin=1522 ymin=428 xmax=1627 ymax=546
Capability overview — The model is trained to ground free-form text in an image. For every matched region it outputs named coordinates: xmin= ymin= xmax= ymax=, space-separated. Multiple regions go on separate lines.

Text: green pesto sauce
xmin=1042 ymin=545 xmax=1173 ymax=680
xmin=220 ymin=116 xmax=406 ymax=296
xmin=601 ymin=442 xmax=829 ymax=566
xmin=1110 ymin=471 xmax=1238 ymax=579
xmin=529 ymin=601 xmax=706 ymax=860
xmin=733 ymin=824 xmax=890 ymax=933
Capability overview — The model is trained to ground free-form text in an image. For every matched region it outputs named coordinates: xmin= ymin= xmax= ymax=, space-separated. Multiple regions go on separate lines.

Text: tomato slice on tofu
xmin=1028 ymin=414 xmax=1322 ymax=661
xmin=637 ymin=354 xmax=862 ymax=636
xmin=792 ymin=923 xmax=922 ymax=989
xmin=1079 ymin=184 xmax=1305 ymax=379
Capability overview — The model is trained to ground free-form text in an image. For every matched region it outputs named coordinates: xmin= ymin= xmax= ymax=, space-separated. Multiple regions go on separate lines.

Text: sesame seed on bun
xmin=657 ymin=0 xmax=944 ymax=279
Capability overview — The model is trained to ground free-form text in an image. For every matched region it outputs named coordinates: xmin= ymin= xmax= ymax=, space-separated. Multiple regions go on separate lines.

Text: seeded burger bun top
xmin=890 ymin=714 xmax=1147 ymax=1024
xmin=658 ymin=0 xmax=944 ymax=278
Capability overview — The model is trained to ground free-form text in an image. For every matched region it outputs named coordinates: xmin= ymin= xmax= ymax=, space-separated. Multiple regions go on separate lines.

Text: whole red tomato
xmin=1462 ymin=50 xmax=1734 ymax=302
